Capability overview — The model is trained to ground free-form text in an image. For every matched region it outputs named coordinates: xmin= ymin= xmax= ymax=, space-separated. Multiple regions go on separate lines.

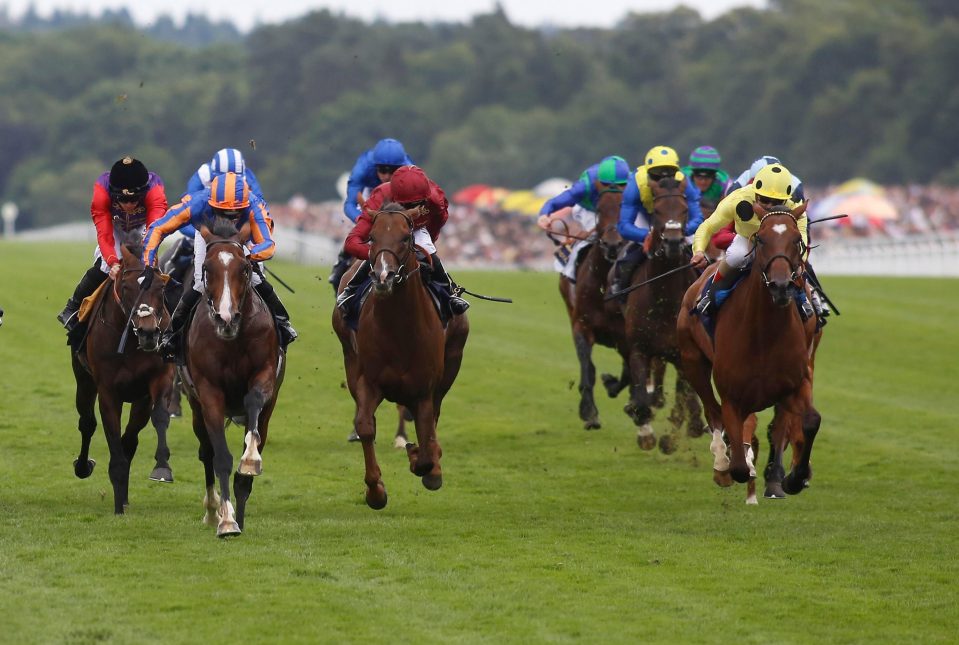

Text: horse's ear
xmin=199 ymin=224 xmax=214 ymax=242
xmin=237 ymin=221 xmax=252 ymax=244
xmin=120 ymin=244 xmax=138 ymax=267
xmin=792 ymin=202 xmax=808 ymax=219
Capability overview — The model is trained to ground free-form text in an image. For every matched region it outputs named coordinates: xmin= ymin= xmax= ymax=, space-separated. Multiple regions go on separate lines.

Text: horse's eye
xmin=403 ymin=236 xmax=412 ymax=244
xmin=368 ymin=236 xmax=375 ymax=244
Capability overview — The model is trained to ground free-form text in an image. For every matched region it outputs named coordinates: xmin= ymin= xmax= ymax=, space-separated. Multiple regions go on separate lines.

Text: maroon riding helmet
xmin=390 ymin=165 xmax=431 ymax=205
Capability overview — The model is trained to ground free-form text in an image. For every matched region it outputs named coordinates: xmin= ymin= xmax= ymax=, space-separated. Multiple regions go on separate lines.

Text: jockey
xmin=143 ymin=172 xmax=297 ymax=357
xmin=57 ymin=156 xmax=168 ymax=331
xmin=536 ymin=155 xmax=630 ymax=281
xmin=681 ymin=146 xmax=732 ymax=214
xmin=329 ymin=138 xmax=415 ymax=292
xmin=691 ymin=162 xmax=811 ymax=317
xmin=335 ymin=165 xmax=469 ymax=315
xmin=727 ymin=154 xmax=806 ymax=202
xmin=611 ymin=145 xmax=704 ymax=294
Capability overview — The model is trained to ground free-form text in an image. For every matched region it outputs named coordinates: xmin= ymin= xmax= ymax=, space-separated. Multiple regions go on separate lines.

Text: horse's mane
xmin=378 ymin=201 xmax=408 ymax=215
xmin=656 ymin=175 xmax=682 ymax=190
xmin=122 ymin=242 xmax=145 ymax=260
xmin=211 ymin=216 xmax=241 ymax=240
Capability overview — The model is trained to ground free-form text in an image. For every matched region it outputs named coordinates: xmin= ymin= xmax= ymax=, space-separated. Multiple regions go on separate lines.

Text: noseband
xmin=114 ymin=268 xmax=161 ymax=334
xmin=754 ymin=211 xmax=807 ymax=288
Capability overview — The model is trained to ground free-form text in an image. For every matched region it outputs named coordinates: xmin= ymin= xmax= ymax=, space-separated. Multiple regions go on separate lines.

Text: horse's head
xmin=367 ymin=203 xmax=418 ymax=296
xmin=200 ymin=218 xmax=253 ymax=341
xmin=751 ymin=203 xmax=808 ymax=307
xmin=648 ymin=175 xmax=689 ymax=261
xmin=118 ymin=245 xmax=167 ymax=352
xmin=593 ymin=182 xmax=625 ymax=262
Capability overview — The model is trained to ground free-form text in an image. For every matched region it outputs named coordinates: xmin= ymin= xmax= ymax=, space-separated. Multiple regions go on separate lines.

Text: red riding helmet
xmin=390 ymin=165 xmax=430 ymax=204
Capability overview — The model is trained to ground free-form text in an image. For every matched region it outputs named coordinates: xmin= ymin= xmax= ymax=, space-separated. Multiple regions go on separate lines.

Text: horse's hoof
xmin=583 ymin=419 xmax=601 ymax=431
xmin=782 ymin=473 xmax=806 ymax=495
xmin=366 ymin=483 xmax=388 ymax=510
xmin=216 ymin=521 xmax=242 ymax=538
xmin=636 ymin=425 xmax=656 ymax=450
xmin=687 ymin=422 xmax=708 ymax=438
xmin=422 ymin=474 xmax=443 ymax=491
xmin=149 ymin=466 xmax=174 ymax=483
xmin=713 ymin=469 xmax=734 ymax=488
xmin=73 ymin=458 xmax=96 ymax=479
xmin=650 ymin=394 xmax=665 ymax=409
xmin=238 ymin=459 xmax=262 ymax=476
xmin=413 ymin=461 xmax=434 ymax=477
xmin=202 ymin=511 xmax=218 ymax=527
xmin=764 ymin=482 xmax=787 ymax=499
xmin=600 ymin=373 xmax=620 ymax=397
xmin=658 ymin=434 xmax=677 ymax=455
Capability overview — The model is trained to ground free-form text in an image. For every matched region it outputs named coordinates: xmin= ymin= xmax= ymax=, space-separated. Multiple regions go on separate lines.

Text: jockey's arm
xmin=617 ymin=176 xmax=649 ymax=243
xmin=684 ymin=181 xmax=704 ymax=236
xmin=539 ymin=179 xmax=587 ymax=218
xmin=343 ymin=154 xmax=373 ymax=222
xmin=142 ymin=200 xmax=195 ymax=266
xmin=692 ymin=193 xmax=737 ymax=255
xmin=90 ymin=183 xmax=120 ymax=267
xmin=244 ymin=168 xmax=264 ymax=200
xmin=144 ymin=183 xmax=169 ymax=226
xmin=247 ymin=198 xmax=276 ymax=262
xmin=344 ymin=213 xmax=374 ymax=261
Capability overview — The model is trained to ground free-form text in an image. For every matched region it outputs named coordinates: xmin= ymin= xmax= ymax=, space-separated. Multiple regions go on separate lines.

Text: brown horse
xmin=182 ymin=221 xmax=285 ymax=537
xmin=71 ymin=245 xmax=174 ymax=514
xmin=332 ymin=203 xmax=469 ymax=509
xmin=621 ymin=176 xmax=704 ymax=451
xmin=677 ymin=204 xmax=822 ymax=495
xmin=557 ymin=187 xmax=630 ymax=429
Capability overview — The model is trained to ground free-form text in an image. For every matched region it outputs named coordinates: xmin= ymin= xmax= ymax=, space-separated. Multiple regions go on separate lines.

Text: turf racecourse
xmin=0 ymin=241 xmax=956 ymax=644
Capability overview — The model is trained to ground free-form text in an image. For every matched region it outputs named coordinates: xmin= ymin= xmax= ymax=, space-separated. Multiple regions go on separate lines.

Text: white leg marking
xmin=238 ymin=431 xmax=263 ymax=476
xmin=711 ymin=429 xmax=730 ymax=471
xmin=745 ymin=443 xmax=756 ymax=478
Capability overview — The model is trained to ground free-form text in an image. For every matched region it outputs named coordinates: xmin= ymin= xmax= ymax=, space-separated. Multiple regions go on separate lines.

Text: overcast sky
xmin=2 ymin=0 xmax=766 ymax=31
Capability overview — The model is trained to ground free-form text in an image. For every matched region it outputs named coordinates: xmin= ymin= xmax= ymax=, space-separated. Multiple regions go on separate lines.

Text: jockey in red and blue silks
xmin=611 ymin=145 xmax=704 ymax=294
xmin=537 ymin=155 xmax=631 ymax=281
xmin=143 ymin=172 xmax=296 ymax=357
xmin=57 ymin=156 xmax=168 ymax=332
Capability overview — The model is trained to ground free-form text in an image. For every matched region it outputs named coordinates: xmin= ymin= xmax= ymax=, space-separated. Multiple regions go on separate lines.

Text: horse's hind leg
xmin=148 ymin=373 xmax=174 ymax=482
xmin=720 ymin=400 xmax=751 ymax=484
xmin=601 ymin=359 xmax=630 ymax=398
xmin=190 ymin=397 xmax=219 ymax=528
xmin=97 ymin=392 xmax=130 ymax=514
xmin=394 ymin=405 xmax=412 ymax=449
xmin=572 ymin=331 xmax=601 ymax=430
xmin=408 ymin=397 xmax=442 ymax=491
xmin=624 ymin=347 xmax=656 ymax=449
xmin=356 ymin=386 xmax=387 ymax=510
xmin=198 ymin=391 xmax=240 ymax=537
xmin=72 ymin=354 xmax=98 ymax=479
xmin=648 ymin=357 xmax=666 ymax=408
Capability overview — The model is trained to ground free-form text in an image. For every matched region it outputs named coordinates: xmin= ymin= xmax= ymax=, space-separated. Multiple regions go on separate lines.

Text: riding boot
xmin=611 ymin=244 xmax=644 ymax=295
xmin=328 ymin=248 xmax=353 ymax=294
xmin=336 ymin=260 xmax=371 ymax=310
xmin=695 ymin=260 xmax=742 ymax=315
xmin=430 ymin=253 xmax=469 ymax=315
xmin=160 ymin=288 xmax=201 ymax=362
xmin=58 ymin=262 xmax=108 ymax=331
xmin=254 ymin=279 xmax=298 ymax=348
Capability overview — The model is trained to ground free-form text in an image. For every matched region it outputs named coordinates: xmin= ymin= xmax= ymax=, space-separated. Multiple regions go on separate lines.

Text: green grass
xmin=1 ymin=241 xmax=957 ymax=644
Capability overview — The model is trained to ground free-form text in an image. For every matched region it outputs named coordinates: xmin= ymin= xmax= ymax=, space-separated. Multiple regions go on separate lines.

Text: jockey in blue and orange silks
xmin=57 ymin=156 xmax=168 ymax=332
xmin=611 ymin=145 xmax=704 ymax=294
xmin=142 ymin=172 xmax=296 ymax=358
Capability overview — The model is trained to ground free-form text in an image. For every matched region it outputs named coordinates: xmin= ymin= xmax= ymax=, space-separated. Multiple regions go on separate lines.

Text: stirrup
xmin=278 ymin=320 xmax=298 ymax=346
xmin=449 ymin=296 xmax=470 ymax=315
xmin=57 ymin=305 xmax=79 ymax=330
xmin=695 ymin=293 xmax=713 ymax=315
xmin=335 ymin=289 xmax=355 ymax=310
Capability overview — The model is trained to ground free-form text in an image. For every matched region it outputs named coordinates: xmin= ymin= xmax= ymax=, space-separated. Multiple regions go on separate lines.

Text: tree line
xmin=1 ymin=0 xmax=957 ymax=229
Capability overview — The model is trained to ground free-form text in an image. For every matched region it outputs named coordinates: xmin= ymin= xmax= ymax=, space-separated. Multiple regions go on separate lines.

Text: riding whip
xmin=264 ymin=266 xmax=295 ymax=294
xmin=456 ymin=286 xmax=513 ymax=303
xmin=603 ymin=263 xmax=697 ymax=301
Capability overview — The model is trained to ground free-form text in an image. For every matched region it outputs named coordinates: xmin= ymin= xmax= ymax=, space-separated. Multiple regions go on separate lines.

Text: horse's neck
xmin=736 ymin=268 xmax=803 ymax=334
xmin=370 ymin=265 xmax=434 ymax=328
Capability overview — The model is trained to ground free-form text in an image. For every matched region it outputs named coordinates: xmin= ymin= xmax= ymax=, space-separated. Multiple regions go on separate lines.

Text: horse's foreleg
xmin=190 ymin=397 xmax=219 ymax=528
xmin=199 ymin=390 xmax=239 ymax=537
xmin=72 ymin=355 xmax=98 ymax=479
xmin=743 ymin=414 xmax=759 ymax=505
xmin=97 ymin=392 xmax=130 ymax=514
xmin=625 ymin=347 xmax=655 ymax=448
xmin=649 ymin=356 xmax=666 ymax=408
xmin=355 ymin=384 xmax=386 ymax=510
xmin=784 ymin=382 xmax=820 ymax=495
xmin=408 ymin=397 xmax=442 ymax=491
xmin=148 ymin=373 xmax=174 ymax=482
xmin=675 ymin=370 xmax=706 ymax=438
xmin=120 ymin=397 xmax=153 ymax=487
xmin=238 ymin=385 xmax=270 ymax=476
xmin=720 ymin=400 xmax=750 ymax=484
xmin=394 ymin=405 xmax=411 ymax=449
xmin=763 ymin=414 xmax=788 ymax=499
xmin=573 ymin=330 xmax=601 ymax=430
xmin=601 ymin=359 xmax=630 ymax=398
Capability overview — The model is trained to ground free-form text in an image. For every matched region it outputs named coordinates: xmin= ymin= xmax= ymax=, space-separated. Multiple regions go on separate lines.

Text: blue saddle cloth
xmin=693 ymin=273 xmax=811 ymax=340
xmin=342 ymin=270 xmax=451 ymax=332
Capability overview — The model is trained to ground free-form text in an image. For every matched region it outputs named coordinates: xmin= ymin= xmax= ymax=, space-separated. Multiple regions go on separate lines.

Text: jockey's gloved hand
xmin=138 ymin=267 xmax=154 ymax=289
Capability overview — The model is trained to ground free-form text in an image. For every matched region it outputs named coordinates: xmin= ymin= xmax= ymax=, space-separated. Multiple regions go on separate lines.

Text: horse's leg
xmin=198 ymin=389 xmax=239 ymax=537
xmin=120 ymin=397 xmax=154 ymax=500
xmin=72 ymin=354 xmax=98 ymax=479
xmin=720 ymin=400 xmax=750 ymax=484
xmin=189 ymin=397 xmax=219 ymax=528
xmin=407 ymin=397 xmax=442 ymax=491
xmin=743 ymin=414 xmax=759 ymax=505
xmin=784 ymin=382 xmax=820 ymax=495
xmin=167 ymin=372 xmax=183 ymax=418
xmin=97 ymin=391 xmax=130 ymax=514
xmin=649 ymin=356 xmax=666 ymax=408
xmin=763 ymin=414 xmax=788 ymax=500
xmin=674 ymin=370 xmax=706 ymax=438
xmin=148 ymin=373 xmax=174 ymax=483
xmin=601 ymin=359 xmax=630 ymax=398
xmin=234 ymin=381 xmax=274 ymax=530
xmin=660 ymin=364 xmax=694 ymax=455
xmin=572 ymin=328 xmax=601 ymax=430
xmin=394 ymin=404 xmax=411 ymax=449
xmin=355 ymin=383 xmax=387 ymax=510
xmin=624 ymin=346 xmax=655 ymax=449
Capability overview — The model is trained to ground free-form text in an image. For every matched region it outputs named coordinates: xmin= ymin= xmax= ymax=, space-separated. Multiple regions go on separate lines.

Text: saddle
xmin=342 ymin=260 xmax=451 ymax=332
xmin=693 ymin=273 xmax=813 ymax=340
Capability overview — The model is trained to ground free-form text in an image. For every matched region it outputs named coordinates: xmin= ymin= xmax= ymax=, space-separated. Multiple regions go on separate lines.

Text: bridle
xmin=649 ymin=190 xmax=689 ymax=258
xmin=753 ymin=210 xmax=807 ymax=288
xmin=113 ymin=267 xmax=162 ymax=335
xmin=368 ymin=210 xmax=420 ymax=286
xmin=202 ymin=239 xmax=252 ymax=321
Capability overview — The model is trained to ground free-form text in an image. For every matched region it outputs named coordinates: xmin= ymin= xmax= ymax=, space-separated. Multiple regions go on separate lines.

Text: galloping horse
xmin=332 ymin=203 xmax=469 ymax=509
xmin=621 ymin=176 xmax=704 ymax=451
xmin=557 ymin=187 xmax=629 ymax=429
xmin=677 ymin=204 xmax=822 ymax=497
xmin=71 ymin=244 xmax=174 ymax=514
xmin=183 ymin=220 xmax=285 ymax=537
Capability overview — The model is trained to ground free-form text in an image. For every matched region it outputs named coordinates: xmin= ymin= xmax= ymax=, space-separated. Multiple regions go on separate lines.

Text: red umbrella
xmin=452 ymin=184 xmax=493 ymax=205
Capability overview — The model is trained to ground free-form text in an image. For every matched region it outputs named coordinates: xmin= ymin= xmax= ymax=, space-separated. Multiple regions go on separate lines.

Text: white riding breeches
xmin=725 ymin=234 xmax=752 ymax=270
xmin=413 ymin=227 xmax=435 ymax=255
xmin=192 ymin=230 xmax=263 ymax=293
xmin=94 ymin=224 xmax=145 ymax=272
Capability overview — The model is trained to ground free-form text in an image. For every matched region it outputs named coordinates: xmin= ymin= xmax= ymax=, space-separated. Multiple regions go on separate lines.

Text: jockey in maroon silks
xmin=335 ymin=165 xmax=469 ymax=315
xmin=57 ymin=156 xmax=167 ymax=331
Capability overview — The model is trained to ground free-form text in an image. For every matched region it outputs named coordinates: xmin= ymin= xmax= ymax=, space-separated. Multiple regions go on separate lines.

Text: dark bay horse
xmin=557 ymin=187 xmax=629 ymax=429
xmin=677 ymin=204 xmax=822 ymax=497
xmin=183 ymin=221 xmax=285 ymax=537
xmin=71 ymin=245 xmax=174 ymax=514
xmin=621 ymin=176 xmax=704 ymax=452
xmin=332 ymin=203 xmax=469 ymax=509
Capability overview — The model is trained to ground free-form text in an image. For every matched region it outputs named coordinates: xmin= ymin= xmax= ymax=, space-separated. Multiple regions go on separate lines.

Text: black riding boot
xmin=58 ymin=262 xmax=108 ymax=331
xmin=335 ymin=260 xmax=371 ymax=310
xmin=328 ymin=248 xmax=353 ymax=294
xmin=695 ymin=261 xmax=742 ymax=316
xmin=254 ymin=279 xmax=298 ymax=348
xmin=430 ymin=253 xmax=469 ymax=315
xmin=160 ymin=287 xmax=201 ymax=362
xmin=611 ymin=244 xmax=645 ymax=295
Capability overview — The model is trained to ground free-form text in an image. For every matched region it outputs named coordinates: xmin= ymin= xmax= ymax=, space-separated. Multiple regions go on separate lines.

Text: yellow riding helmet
xmin=753 ymin=163 xmax=794 ymax=201
xmin=644 ymin=146 xmax=681 ymax=171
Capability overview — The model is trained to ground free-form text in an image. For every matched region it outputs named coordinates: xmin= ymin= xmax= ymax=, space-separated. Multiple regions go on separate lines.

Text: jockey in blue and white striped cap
xmin=183 ymin=147 xmax=263 ymax=199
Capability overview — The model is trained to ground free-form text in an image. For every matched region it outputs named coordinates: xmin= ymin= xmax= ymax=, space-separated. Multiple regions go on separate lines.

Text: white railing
xmin=812 ymin=232 xmax=959 ymax=276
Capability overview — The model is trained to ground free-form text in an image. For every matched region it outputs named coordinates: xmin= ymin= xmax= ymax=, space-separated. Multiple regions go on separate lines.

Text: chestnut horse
xmin=677 ymin=204 xmax=822 ymax=497
xmin=557 ymin=187 xmax=630 ymax=429
xmin=71 ymin=245 xmax=174 ymax=514
xmin=621 ymin=176 xmax=704 ymax=452
xmin=332 ymin=203 xmax=469 ymax=509
xmin=182 ymin=221 xmax=285 ymax=537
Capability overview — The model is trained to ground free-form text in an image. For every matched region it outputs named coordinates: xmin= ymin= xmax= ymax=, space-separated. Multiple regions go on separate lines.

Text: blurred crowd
xmin=269 ymin=184 xmax=959 ymax=268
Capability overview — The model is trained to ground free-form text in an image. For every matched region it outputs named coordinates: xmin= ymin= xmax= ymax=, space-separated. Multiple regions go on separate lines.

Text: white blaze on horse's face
xmin=772 ymin=223 xmax=788 ymax=235
xmin=376 ymin=253 xmax=391 ymax=282
xmin=217 ymin=251 xmax=234 ymax=323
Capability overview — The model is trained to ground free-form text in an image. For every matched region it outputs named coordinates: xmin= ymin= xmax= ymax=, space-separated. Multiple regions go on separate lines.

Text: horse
xmin=677 ymin=204 xmax=822 ymax=498
xmin=332 ymin=203 xmax=469 ymax=509
xmin=557 ymin=187 xmax=630 ymax=429
xmin=621 ymin=175 xmax=704 ymax=451
xmin=182 ymin=220 xmax=285 ymax=537
xmin=158 ymin=234 xmax=196 ymax=418
xmin=70 ymin=244 xmax=174 ymax=514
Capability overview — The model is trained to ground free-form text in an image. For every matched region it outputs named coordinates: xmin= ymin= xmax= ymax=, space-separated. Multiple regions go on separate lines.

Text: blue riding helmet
xmin=372 ymin=138 xmax=408 ymax=167
xmin=210 ymin=148 xmax=246 ymax=176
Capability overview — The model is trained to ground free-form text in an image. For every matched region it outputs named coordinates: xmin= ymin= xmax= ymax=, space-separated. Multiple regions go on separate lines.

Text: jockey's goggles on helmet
xmin=212 ymin=207 xmax=242 ymax=219
xmin=648 ymin=167 xmax=675 ymax=181
xmin=109 ymin=186 xmax=147 ymax=203
xmin=692 ymin=169 xmax=716 ymax=179
xmin=756 ymin=195 xmax=786 ymax=207
xmin=400 ymin=199 xmax=427 ymax=209
xmin=376 ymin=164 xmax=401 ymax=175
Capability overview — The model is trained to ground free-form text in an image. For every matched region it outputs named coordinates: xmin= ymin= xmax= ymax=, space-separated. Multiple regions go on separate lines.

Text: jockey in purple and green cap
xmin=681 ymin=145 xmax=732 ymax=211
